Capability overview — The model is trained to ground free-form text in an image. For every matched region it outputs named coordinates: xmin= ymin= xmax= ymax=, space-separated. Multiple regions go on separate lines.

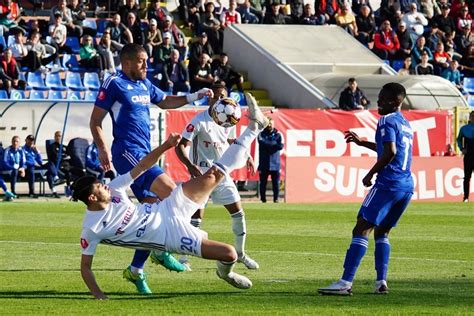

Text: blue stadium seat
xmin=65 ymin=72 xmax=86 ymax=91
xmin=66 ymin=90 xmax=83 ymax=100
xmin=10 ymin=89 xmax=25 ymax=100
xmin=391 ymin=60 xmax=404 ymax=72
xmin=29 ymin=90 xmax=47 ymax=100
xmin=27 ymin=72 xmax=49 ymax=91
xmin=230 ymin=91 xmax=247 ymax=106
xmin=66 ymin=37 xmax=81 ymax=54
xmin=463 ymin=77 xmax=474 ymax=94
xmin=84 ymin=90 xmax=98 ymax=101
xmin=468 ymin=95 xmax=474 ymax=109
xmin=0 ymin=90 xmax=8 ymax=99
xmin=45 ymin=72 xmax=68 ymax=91
xmin=83 ymin=72 xmax=101 ymax=90
xmin=48 ymin=90 xmax=64 ymax=100
xmin=96 ymin=19 xmax=109 ymax=37
xmin=0 ymin=35 xmax=6 ymax=50
xmin=63 ymin=54 xmax=85 ymax=72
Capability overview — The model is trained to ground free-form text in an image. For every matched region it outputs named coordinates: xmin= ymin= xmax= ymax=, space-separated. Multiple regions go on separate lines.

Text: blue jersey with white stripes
xmin=374 ymin=111 xmax=414 ymax=192
xmin=95 ymin=71 xmax=166 ymax=156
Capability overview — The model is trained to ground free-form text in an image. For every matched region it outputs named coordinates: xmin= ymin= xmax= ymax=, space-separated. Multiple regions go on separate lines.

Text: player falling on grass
xmin=89 ymin=43 xmax=212 ymax=294
xmin=76 ymin=95 xmax=269 ymax=300
xmin=318 ymin=82 xmax=414 ymax=296
xmin=175 ymin=90 xmax=259 ymax=271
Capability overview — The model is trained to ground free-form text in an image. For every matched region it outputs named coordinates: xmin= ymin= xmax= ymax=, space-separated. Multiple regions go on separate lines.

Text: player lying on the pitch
xmin=74 ymin=95 xmax=269 ymax=300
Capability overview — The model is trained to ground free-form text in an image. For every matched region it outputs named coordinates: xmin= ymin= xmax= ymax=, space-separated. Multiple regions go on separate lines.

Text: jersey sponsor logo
xmin=186 ymin=123 xmax=195 ymax=133
xmin=115 ymin=207 xmax=135 ymax=235
xmin=98 ymin=90 xmax=106 ymax=101
xmin=112 ymin=196 xmax=121 ymax=203
xmin=80 ymin=238 xmax=89 ymax=249
xmin=127 ymin=84 xmax=133 ymax=90
xmin=131 ymin=95 xmax=151 ymax=103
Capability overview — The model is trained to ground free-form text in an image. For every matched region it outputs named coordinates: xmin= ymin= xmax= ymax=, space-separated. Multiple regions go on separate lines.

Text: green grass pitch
xmin=0 ymin=201 xmax=473 ymax=315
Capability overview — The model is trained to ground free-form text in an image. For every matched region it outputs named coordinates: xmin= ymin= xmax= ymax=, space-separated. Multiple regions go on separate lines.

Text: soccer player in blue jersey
xmin=456 ymin=111 xmax=474 ymax=203
xmin=89 ymin=43 xmax=212 ymax=295
xmin=318 ymin=82 xmax=414 ymax=296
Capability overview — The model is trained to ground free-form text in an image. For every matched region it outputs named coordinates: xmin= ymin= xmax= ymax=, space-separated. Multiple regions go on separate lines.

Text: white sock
xmin=217 ymin=260 xmax=236 ymax=276
xmin=215 ymin=127 xmax=258 ymax=173
xmin=231 ymin=210 xmax=246 ymax=256
xmin=130 ymin=266 xmax=143 ymax=275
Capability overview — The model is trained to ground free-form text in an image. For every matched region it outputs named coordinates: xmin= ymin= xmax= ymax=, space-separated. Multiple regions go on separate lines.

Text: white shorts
xmin=199 ymin=167 xmax=241 ymax=207
xmin=158 ymin=184 xmax=208 ymax=257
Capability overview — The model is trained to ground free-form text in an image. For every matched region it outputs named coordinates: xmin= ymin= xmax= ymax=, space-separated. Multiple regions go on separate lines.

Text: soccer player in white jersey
xmin=175 ymin=90 xmax=259 ymax=270
xmin=318 ymin=82 xmax=414 ymax=296
xmin=76 ymin=95 xmax=269 ymax=300
xmin=89 ymin=43 xmax=213 ymax=294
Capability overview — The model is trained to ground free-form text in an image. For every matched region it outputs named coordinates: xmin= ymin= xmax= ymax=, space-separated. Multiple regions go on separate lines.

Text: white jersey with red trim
xmin=80 ymin=172 xmax=166 ymax=256
xmin=181 ymin=110 xmax=236 ymax=170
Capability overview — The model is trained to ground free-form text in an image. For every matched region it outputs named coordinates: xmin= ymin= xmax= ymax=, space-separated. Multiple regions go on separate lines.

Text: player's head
xmin=71 ymin=175 xmax=110 ymax=206
xmin=120 ymin=44 xmax=148 ymax=80
xmin=469 ymin=111 xmax=474 ymax=123
xmin=265 ymin=116 xmax=273 ymax=131
xmin=377 ymin=82 xmax=406 ymax=115
xmin=208 ymin=81 xmax=228 ymax=109
xmin=11 ymin=135 xmax=20 ymax=149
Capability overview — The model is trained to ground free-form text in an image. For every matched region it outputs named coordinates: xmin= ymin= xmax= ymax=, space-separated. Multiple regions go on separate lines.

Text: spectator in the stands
xmin=161 ymin=15 xmax=187 ymax=58
xmin=118 ymin=0 xmax=140 ymax=25
xmin=398 ymin=56 xmax=415 ymax=75
xmin=352 ymin=0 xmax=373 ymax=16
xmin=420 ymin=0 xmax=441 ymax=20
xmin=455 ymin=24 xmax=472 ymax=57
xmin=411 ymin=35 xmax=432 ymax=64
xmin=373 ymin=19 xmax=400 ymax=60
xmin=460 ymin=43 xmax=474 ymax=77
xmin=263 ymin=2 xmax=286 ymax=24
xmin=432 ymin=3 xmax=456 ymax=39
xmin=188 ymin=32 xmax=214 ymax=71
xmin=335 ymin=4 xmax=357 ymax=36
xmin=145 ymin=18 xmax=162 ymax=58
xmin=338 ymin=78 xmax=370 ymax=111
xmin=7 ymin=27 xmax=27 ymax=66
xmin=86 ymin=142 xmax=115 ymax=183
xmin=147 ymin=0 xmax=169 ymax=29
xmin=201 ymin=1 xmax=224 ymax=53
xmin=0 ymin=0 xmax=21 ymax=33
xmin=238 ymin=0 xmax=259 ymax=24
xmin=456 ymin=5 xmax=472 ymax=33
xmin=221 ymin=0 xmax=241 ymax=27
xmin=46 ymin=130 xmax=72 ymax=198
xmin=0 ymin=48 xmax=26 ymax=95
xmin=106 ymin=13 xmax=133 ymax=44
xmin=315 ymin=0 xmax=339 ymax=24
xmin=424 ymin=23 xmax=440 ymax=51
xmin=152 ymin=31 xmax=175 ymax=69
xmin=125 ymin=12 xmax=145 ymax=46
xmin=433 ymin=41 xmax=451 ymax=74
xmin=3 ymin=135 xmax=25 ymax=197
xmin=248 ymin=0 xmax=266 ymax=24
xmin=211 ymin=52 xmax=244 ymax=92
xmin=396 ymin=21 xmax=414 ymax=59
xmin=50 ymin=0 xmax=82 ymax=38
xmin=23 ymin=135 xmax=43 ymax=198
xmin=444 ymin=31 xmax=462 ymax=61
xmin=288 ymin=0 xmax=304 ymax=22
xmin=299 ymin=3 xmax=323 ymax=25
xmin=68 ymin=0 xmax=96 ymax=37
xmin=97 ymin=29 xmax=122 ymax=74
xmin=402 ymin=2 xmax=428 ymax=41
xmin=441 ymin=60 xmax=463 ymax=91
xmin=355 ymin=5 xmax=375 ymax=46
xmin=415 ymin=51 xmax=434 ymax=74
xmin=161 ymin=49 xmax=190 ymax=94
xmin=187 ymin=3 xmax=202 ymax=35
xmin=79 ymin=34 xmax=104 ymax=71
xmin=24 ymin=30 xmax=58 ymax=72
xmin=400 ymin=0 xmax=421 ymax=13
xmin=49 ymin=13 xmax=73 ymax=54
xmin=190 ymin=52 xmax=214 ymax=92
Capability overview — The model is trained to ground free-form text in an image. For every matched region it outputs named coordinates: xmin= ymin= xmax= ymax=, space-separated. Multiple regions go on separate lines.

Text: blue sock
xmin=341 ymin=236 xmax=369 ymax=282
xmin=0 ymin=181 xmax=7 ymax=192
xmin=131 ymin=250 xmax=150 ymax=269
xmin=374 ymin=237 xmax=390 ymax=281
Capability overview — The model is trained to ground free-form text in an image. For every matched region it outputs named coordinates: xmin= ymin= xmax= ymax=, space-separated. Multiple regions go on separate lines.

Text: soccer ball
xmin=211 ymin=97 xmax=242 ymax=128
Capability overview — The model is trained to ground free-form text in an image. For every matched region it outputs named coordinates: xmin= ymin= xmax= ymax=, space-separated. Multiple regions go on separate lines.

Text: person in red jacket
xmin=372 ymin=19 xmax=400 ymax=61
xmin=0 ymin=48 xmax=26 ymax=96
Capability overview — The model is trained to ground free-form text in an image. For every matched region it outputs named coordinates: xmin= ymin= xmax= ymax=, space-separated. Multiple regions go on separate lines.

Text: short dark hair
xmin=71 ymin=175 xmax=98 ymax=205
xmin=348 ymin=77 xmax=356 ymax=83
xmin=120 ymin=43 xmax=146 ymax=63
xmin=381 ymin=82 xmax=406 ymax=103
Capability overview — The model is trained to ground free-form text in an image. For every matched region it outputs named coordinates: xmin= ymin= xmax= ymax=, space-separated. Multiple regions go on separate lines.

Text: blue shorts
xmin=113 ymin=149 xmax=165 ymax=201
xmin=358 ymin=187 xmax=412 ymax=228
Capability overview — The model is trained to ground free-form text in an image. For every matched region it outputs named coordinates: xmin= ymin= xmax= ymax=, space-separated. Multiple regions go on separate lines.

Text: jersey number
xmin=180 ymin=236 xmax=198 ymax=254
xmin=402 ymin=136 xmax=412 ymax=171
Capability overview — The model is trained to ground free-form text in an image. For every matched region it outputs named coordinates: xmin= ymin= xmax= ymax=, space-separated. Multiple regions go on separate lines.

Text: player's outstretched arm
xmin=90 ymin=106 xmax=112 ymax=171
xmin=362 ymin=141 xmax=396 ymax=187
xmin=157 ymin=88 xmax=214 ymax=109
xmin=130 ymin=133 xmax=181 ymax=180
xmin=81 ymin=255 xmax=107 ymax=300
xmin=344 ymin=130 xmax=376 ymax=151
xmin=175 ymin=137 xmax=203 ymax=178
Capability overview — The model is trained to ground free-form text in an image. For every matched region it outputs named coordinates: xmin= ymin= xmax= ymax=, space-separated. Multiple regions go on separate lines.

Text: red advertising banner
xmin=286 ymin=156 xmax=469 ymax=203
xmin=165 ymin=109 xmax=452 ymax=183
